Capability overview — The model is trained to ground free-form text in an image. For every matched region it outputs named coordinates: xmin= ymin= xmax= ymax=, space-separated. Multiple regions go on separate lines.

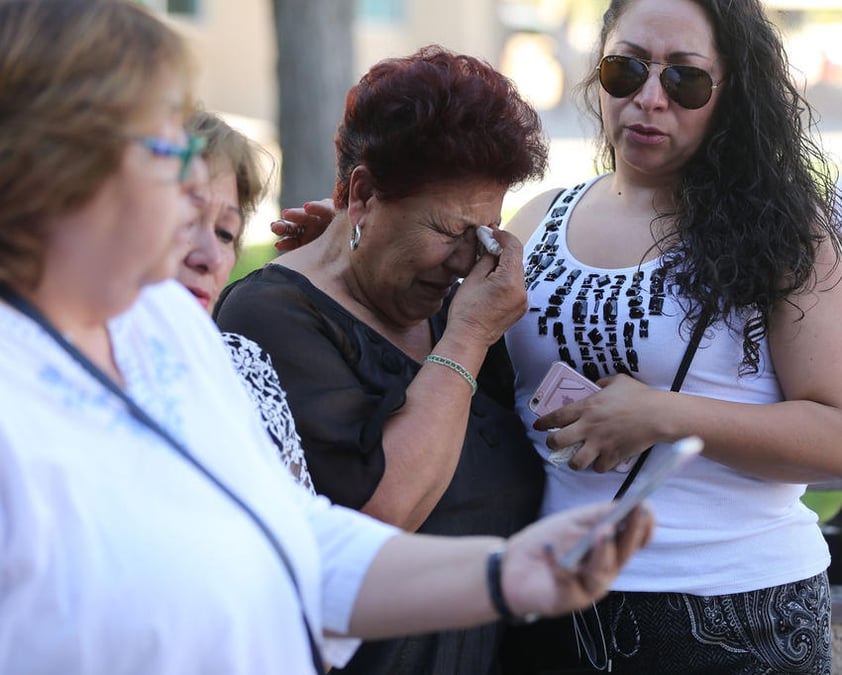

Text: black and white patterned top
xmin=222 ymin=332 xmax=315 ymax=495
xmin=505 ymin=176 xmax=828 ymax=597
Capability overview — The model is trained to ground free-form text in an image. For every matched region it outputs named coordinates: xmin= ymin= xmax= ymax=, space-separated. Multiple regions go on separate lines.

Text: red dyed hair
xmin=333 ymin=45 xmax=548 ymax=208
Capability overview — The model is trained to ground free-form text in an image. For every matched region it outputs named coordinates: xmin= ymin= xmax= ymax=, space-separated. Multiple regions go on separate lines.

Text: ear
xmin=347 ymin=165 xmax=375 ymax=227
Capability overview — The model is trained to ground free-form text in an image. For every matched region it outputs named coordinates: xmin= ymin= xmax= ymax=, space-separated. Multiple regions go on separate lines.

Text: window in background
xmin=136 ymin=0 xmax=200 ymax=17
xmin=357 ymin=0 xmax=405 ymax=23
xmin=166 ymin=0 xmax=199 ymax=15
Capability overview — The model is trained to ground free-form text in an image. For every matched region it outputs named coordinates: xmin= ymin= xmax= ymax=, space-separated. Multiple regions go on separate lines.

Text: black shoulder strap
xmin=0 ymin=283 xmax=325 ymax=674
xmin=613 ymin=312 xmax=710 ymax=500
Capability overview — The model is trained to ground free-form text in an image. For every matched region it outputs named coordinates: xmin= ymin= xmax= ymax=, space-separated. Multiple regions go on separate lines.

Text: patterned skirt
xmin=577 ymin=574 xmax=831 ymax=675
xmin=501 ymin=572 xmax=831 ymax=674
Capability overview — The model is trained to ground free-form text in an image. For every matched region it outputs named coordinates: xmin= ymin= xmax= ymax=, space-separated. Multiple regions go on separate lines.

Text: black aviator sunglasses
xmin=598 ymin=55 xmax=721 ymax=110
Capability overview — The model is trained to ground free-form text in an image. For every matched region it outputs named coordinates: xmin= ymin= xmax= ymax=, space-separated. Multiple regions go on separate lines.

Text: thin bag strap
xmin=0 ymin=284 xmax=325 ymax=674
xmin=613 ymin=312 xmax=709 ymax=500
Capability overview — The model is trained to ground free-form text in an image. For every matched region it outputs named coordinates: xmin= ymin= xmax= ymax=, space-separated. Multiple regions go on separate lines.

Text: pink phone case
xmin=529 ymin=361 xmax=600 ymax=416
xmin=529 ymin=362 xmax=634 ymax=472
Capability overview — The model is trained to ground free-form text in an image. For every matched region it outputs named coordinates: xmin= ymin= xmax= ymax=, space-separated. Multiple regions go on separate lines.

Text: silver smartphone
xmin=556 ymin=435 xmax=704 ymax=570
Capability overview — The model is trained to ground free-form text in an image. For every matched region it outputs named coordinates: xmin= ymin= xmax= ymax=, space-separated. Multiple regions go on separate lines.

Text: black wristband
xmin=486 ymin=548 xmax=540 ymax=625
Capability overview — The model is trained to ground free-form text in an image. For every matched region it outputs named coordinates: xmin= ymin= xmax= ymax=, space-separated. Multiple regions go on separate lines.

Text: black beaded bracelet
xmin=486 ymin=548 xmax=540 ymax=625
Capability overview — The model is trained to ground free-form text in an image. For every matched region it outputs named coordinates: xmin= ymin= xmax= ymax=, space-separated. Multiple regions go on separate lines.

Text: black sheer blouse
xmin=215 ymin=263 xmax=545 ymax=675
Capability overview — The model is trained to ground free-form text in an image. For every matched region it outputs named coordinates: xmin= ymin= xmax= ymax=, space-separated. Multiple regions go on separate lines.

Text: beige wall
xmin=158 ymin=0 xmax=504 ymax=238
xmin=355 ymin=0 xmax=499 ymax=78
xmin=160 ymin=0 xmax=842 ymax=240
xmin=165 ymin=0 xmax=276 ymax=122
xmin=165 ymin=0 xmax=503 ymax=125
xmin=165 ymin=0 xmax=842 ymax=126
xmin=159 ymin=0 xmax=281 ymax=235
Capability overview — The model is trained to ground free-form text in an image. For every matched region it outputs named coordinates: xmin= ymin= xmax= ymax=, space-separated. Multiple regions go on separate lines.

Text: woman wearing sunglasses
xmin=503 ymin=0 xmax=841 ymax=672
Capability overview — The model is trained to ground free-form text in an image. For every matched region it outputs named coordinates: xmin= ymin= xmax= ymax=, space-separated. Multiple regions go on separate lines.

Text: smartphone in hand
xmin=529 ymin=361 xmax=600 ymax=416
xmin=530 ymin=362 xmax=633 ymax=471
xmin=555 ymin=435 xmax=704 ymax=570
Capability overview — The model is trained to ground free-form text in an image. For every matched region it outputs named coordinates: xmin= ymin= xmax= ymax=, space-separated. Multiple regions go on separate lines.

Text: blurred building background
xmin=142 ymin=0 xmax=842 ymax=243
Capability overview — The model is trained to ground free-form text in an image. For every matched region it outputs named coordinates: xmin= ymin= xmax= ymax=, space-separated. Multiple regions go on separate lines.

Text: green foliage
xmin=802 ymin=490 xmax=842 ymax=523
xmin=229 ymin=241 xmax=277 ymax=284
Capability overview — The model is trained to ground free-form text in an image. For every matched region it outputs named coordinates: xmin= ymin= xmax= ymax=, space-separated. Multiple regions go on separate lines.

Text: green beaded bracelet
xmin=424 ymin=354 xmax=478 ymax=396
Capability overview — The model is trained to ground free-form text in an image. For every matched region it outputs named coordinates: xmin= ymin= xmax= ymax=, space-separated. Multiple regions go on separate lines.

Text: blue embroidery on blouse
xmin=137 ymin=336 xmax=188 ymax=439
xmin=39 ymin=365 xmax=136 ymax=432
xmin=37 ymin=335 xmax=189 ymax=442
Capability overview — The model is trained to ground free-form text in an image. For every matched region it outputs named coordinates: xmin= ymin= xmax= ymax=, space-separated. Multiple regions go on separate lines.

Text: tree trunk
xmin=271 ymin=0 xmax=354 ymax=209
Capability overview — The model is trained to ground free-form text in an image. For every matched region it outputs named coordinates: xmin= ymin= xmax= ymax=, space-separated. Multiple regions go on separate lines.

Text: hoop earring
xmin=350 ymin=223 xmax=362 ymax=251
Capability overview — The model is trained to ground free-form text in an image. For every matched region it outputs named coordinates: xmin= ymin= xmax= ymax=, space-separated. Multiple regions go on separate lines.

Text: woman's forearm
xmin=362 ymin=333 xmax=488 ymax=530
xmin=348 ymin=534 xmax=501 ymax=637
xmin=660 ymin=393 xmax=842 ymax=482
xmin=347 ymin=502 xmax=656 ymax=638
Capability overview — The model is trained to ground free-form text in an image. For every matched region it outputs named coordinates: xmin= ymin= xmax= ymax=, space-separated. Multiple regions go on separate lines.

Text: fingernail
xmin=532 ymin=420 xmax=540 ymax=430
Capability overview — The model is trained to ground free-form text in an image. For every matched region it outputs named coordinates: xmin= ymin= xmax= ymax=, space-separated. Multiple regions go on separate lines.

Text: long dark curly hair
xmin=579 ymin=0 xmax=841 ymax=373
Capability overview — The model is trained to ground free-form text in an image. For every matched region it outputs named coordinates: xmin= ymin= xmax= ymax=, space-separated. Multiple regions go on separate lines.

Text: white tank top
xmin=506 ymin=175 xmax=828 ymax=594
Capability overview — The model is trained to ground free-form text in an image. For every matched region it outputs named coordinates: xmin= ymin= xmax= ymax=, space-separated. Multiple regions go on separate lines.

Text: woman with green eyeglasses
xmin=502 ymin=0 xmax=841 ymax=672
xmin=0 ymin=2 xmax=657 ymax=673
xmin=133 ymin=134 xmax=208 ymax=183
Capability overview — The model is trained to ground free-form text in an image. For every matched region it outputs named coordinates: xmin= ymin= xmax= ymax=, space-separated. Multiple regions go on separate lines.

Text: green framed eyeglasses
xmin=132 ymin=134 xmax=207 ymax=182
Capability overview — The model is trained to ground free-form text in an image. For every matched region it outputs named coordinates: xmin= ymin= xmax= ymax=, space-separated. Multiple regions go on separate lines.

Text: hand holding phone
xmin=530 ymin=362 xmax=634 ymax=472
xmin=555 ymin=435 xmax=703 ymax=570
xmin=529 ymin=361 xmax=600 ymax=417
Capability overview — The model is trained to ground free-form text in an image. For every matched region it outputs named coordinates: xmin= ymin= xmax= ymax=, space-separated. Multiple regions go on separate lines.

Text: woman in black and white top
xmin=177 ymin=109 xmax=315 ymax=493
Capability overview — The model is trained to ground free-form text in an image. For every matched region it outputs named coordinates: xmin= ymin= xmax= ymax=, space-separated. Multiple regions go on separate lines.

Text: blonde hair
xmin=0 ymin=0 xmax=194 ymax=288
xmin=187 ymin=110 xmax=273 ymax=250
